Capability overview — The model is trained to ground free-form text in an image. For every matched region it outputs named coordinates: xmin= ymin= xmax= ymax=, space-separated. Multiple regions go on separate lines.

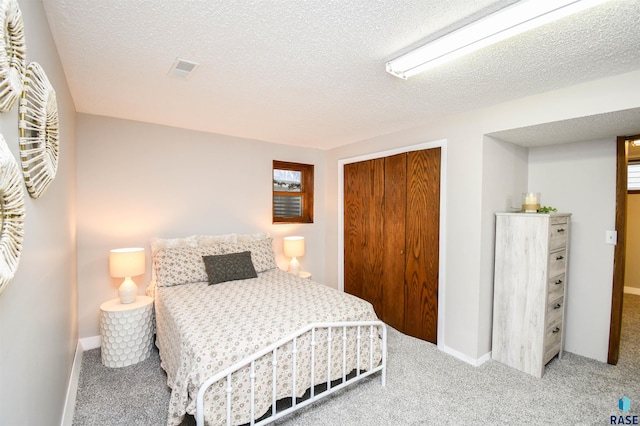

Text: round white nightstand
xmin=99 ymin=296 xmax=154 ymax=368
xmin=298 ymin=271 xmax=311 ymax=279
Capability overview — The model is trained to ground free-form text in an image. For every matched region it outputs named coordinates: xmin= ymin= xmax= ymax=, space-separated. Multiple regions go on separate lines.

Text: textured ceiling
xmin=490 ymin=107 xmax=640 ymax=147
xmin=42 ymin=0 xmax=640 ymax=150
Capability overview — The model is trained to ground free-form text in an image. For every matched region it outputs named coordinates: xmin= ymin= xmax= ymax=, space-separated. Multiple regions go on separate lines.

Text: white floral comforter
xmin=154 ymin=268 xmax=382 ymax=426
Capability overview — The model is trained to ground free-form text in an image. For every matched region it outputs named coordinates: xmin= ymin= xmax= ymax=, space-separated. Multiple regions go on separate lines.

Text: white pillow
xmin=153 ymin=245 xmax=225 ymax=287
xmin=218 ymin=238 xmax=277 ymax=272
xmin=150 ymin=235 xmax=198 ymax=253
xmin=196 ymin=233 xmax=237 ymax=246
xmin=236 ymin=232 xmax=271 ymax=242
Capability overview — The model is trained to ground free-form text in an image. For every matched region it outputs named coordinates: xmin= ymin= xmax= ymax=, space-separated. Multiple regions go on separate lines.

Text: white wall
xmin=528 ymin=139 xmax=617 ymax=362
xmin=480 ymin=136 xmax=528 ymax=356
xmin=0 ymin=1 xmax=77 ymax=425
xmin=76 ymin=114 xmax=326 ymax=338
xmin=326 ymin=71 xmax=640 ymax=363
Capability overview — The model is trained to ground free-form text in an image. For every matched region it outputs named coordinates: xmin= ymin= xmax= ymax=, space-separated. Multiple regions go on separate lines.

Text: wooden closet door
xmin=381 ymin=153 xmax=407 ymax=331
xmin=404 ymin=148 xmax=440 ymax=343
xmin=344 ymin=148 xmax=440 ymax=344
xmin=344 ymin=159 xmax=385 ymax=317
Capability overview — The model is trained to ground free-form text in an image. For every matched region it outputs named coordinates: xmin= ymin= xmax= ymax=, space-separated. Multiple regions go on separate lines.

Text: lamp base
xmin=119 ymin=277 xmax=137 ymax=304
xmin=289 ymin=257 xmax=300 ymax=275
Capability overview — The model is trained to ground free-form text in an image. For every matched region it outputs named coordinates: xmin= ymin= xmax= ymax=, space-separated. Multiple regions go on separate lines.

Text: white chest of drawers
xmin=492 ymin=212 xmax=571 ymax=378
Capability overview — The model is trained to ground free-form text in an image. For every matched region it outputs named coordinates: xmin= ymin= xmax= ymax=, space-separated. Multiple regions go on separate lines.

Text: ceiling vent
xmin=168 ymin=58 xmax=199 ymax=79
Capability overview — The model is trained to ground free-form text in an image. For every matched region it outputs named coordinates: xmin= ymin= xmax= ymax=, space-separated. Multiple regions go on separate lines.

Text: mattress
xmin=154 ymin=268 xmax=382 ymax=425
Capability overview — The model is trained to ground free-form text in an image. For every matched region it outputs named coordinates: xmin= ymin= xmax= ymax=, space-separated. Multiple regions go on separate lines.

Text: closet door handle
xmin=556 ymin=255 xmax=564 ymax=260
xmin=557 ymin=228 xmax=565 ymax=233
xmin=555 ymin=279 xmax=563 ymax=285
xmin=553 ymin=303 xmax=562 ymax=309
xmin=400 ymin=250 xmax=404 ymax=254
xmin=552 ymin=327 xmax=561 ymax=334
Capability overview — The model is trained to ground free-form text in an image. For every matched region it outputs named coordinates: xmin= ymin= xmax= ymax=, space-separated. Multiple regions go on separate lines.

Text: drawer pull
xmin=553 ymin=303 xmax=562 ymax=309
xmin=557 ymin=228 xmax=565 ymax=233
xmin=555 ymin=279 xmax=563 ymax=285
xmin=556 ymin=255 xmax=564 ymax=260
xmin=552 ymin=327 xmax=561 ymax=334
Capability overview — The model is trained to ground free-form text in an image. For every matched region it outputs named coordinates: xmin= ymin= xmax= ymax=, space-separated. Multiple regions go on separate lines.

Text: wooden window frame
xmin=273 ymin=160 xmax=314 ymax=224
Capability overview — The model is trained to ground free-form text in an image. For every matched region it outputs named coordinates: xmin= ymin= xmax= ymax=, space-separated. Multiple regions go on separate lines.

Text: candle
xmin=525 ymin=192 xmax=537 ymax=205
xmin=522 ymin=192 xmax=540 ymax=213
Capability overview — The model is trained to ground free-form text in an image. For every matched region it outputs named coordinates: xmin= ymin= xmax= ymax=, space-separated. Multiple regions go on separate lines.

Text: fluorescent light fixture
xmin=386 ymin=0 xmax=607 ymax=79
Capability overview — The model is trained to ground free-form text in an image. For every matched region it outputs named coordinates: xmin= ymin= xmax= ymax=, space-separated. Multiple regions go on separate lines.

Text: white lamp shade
xmin=283 ymin=236 xmax=305 ymax=257
xmin=109 ymin=248 xmax=145 ymax=278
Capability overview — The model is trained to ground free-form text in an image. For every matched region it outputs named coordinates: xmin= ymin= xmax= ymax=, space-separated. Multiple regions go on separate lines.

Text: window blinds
xmin=629 ymin=163 xmax=640 ymax=190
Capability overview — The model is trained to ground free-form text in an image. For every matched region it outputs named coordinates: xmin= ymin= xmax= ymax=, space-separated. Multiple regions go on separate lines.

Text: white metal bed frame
xmin=196 ymin=320 xmax=387 ymax=426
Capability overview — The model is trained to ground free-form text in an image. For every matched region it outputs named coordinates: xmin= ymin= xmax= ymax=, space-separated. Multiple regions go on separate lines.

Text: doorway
xmin=608 ymin=133 xmax=640 ymax=364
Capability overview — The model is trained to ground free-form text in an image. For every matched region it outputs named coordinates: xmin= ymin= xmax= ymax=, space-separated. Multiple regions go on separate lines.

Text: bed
xmin=149 ymin=233 xmax=386 ymax=426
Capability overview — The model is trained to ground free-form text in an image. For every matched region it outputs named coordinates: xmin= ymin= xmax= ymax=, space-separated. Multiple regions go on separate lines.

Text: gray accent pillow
xmin=202 ymin=251 xmax=258 ymax=285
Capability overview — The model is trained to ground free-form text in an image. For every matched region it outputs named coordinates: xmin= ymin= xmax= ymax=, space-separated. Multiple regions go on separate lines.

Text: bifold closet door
xmin=344 ymin=158 xmax=385 ymax=317
xmin=404 ymin=148 xmax=440 ymax=343
xmin=344 ymin=148 xmax=440 ymax=344
xmin=381 ymin=153 xmax=406 ymax=332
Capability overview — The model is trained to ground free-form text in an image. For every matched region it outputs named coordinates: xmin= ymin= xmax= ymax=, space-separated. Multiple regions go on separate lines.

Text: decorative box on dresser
xmin=492 ymin=212 xmax=571 ymax=378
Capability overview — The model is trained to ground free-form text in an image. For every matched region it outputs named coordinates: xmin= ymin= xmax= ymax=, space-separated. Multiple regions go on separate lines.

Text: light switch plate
xmin=606 ymin=230 xmax=617 ymax=245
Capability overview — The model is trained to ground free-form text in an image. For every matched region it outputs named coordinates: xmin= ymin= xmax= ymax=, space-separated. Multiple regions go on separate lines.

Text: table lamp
xmin=109 ymin=247 xmax=145 ymax=304
xmin=283 ymin=236 xmax=305 ymax=275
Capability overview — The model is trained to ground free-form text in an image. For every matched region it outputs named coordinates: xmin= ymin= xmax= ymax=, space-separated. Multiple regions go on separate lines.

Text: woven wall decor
xmin=0 ymin=0 xmax=26 ymax=112
xmin=18 ymin=62 xmax=59 ymax=198
xmin=0 ymin=133 xmax=25 ymax=295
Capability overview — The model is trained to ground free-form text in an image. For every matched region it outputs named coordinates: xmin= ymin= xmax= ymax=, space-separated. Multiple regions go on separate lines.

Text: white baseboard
xmin=475 ymin=351 xmax=492 ymax=366
xmin=80 ymin=335 xmax=101 ymax=350
xmin=60 ymin=341 xmax=83 ymax=426
xmin=624 ymin=286 xmax=640 ymax=296
xmin=60 ymin=337 xmax=101 ymax=426
xmin=440 ymin=343 xmax=492 ymax=367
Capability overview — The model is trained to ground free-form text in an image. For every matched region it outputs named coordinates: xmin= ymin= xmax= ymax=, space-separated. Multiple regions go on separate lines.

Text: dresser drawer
xmin=544 ymin=341 xmax=561 ymax=365
xmin=550 ymin=216 xmax=568 ymax=225
xmin=544 ymin=321 xmax=562 ymax=364
xmin=549 ymin=224 xmax=568 ymax=250
xmin=546 ymin=297 xmax=564 ymax=326
xmin=547 ymin=275 xmax=565 ymax=302
xmin=549 ymin=249 xmax=567 ymax=277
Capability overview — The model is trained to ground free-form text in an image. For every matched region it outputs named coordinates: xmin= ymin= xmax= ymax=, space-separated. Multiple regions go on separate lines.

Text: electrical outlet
xmin=606 ymin=230 xmax=617 ymax=245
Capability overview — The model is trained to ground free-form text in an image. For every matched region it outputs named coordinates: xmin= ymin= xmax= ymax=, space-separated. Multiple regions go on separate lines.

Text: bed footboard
xmin=195 ymin=320 xmax=387 ymax=426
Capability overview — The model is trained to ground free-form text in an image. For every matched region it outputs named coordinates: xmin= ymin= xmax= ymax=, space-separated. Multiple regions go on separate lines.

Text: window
xmin=273 ymin=160 xmax=314 ymax=223
xmin=629 ymin=162 xmax=640 ymax=192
